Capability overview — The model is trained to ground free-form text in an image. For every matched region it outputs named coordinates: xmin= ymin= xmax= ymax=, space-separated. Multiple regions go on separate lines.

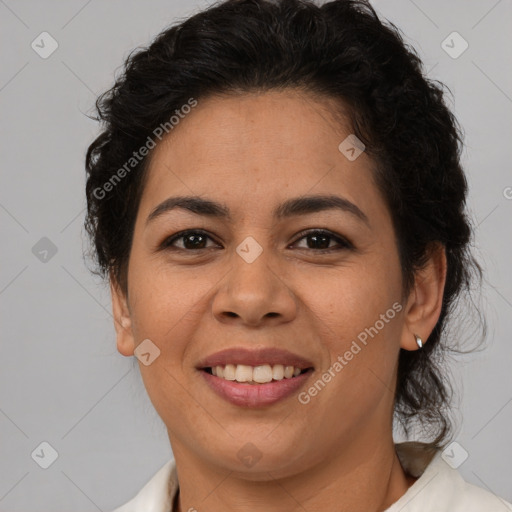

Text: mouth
xmin=196 ymin=347 xmax=315 ymax=407
xmin=199 ymin=365 xmax=314 ymax=407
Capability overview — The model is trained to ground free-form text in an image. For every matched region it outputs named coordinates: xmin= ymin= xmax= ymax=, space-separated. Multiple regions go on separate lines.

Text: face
xmin=112 ymin=90 xmax=434 ymax=479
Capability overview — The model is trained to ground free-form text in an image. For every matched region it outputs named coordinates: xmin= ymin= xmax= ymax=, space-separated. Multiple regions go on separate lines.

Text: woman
xmin=85 ymin=0 xmax=512 ymax=510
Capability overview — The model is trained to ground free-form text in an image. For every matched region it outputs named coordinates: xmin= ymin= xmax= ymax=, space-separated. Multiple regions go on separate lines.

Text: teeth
xmin=223 ymin=364 xmax=236 ymax=380
xmin=272 ymin=364 xmax=284 ymax=380
xmin=208 ymin=363 xmax=307 ymax=384
xmin=253 ymin=365 xmax=273 ymax=383
xmin=235 ymin=364 xmax=253 ymax=382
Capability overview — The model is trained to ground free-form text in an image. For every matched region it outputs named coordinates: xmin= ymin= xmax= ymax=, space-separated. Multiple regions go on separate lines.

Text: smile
xmin=197 ymin=346 xmax=315 ymax=407
xmin=199 ymin=366 xmax=314 ymax=407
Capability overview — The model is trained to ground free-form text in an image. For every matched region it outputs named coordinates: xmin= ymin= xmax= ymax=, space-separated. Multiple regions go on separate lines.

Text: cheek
xmin=126 ymin=264 xmax=209 ymax=417
xmin=297 ymin=266 xmax=402 ymax=414
xmin=297 ymin=260 xmax=402 ymax=341
xmin=293 ymin=253 xmax=403 ymax=406
xmin=128 ymin=255 xmax=215 ymax=342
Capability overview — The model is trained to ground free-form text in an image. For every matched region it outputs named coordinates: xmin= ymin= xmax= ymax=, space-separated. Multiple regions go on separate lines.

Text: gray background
xmin=0 ymin=0 xmax=511 ymax=510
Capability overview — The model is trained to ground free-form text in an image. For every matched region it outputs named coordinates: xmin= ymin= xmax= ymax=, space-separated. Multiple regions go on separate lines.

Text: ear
xmin=400 ymin=242 xmax=447 ymax=351
xmin=110 ymin=279 xmax=136 ymax=357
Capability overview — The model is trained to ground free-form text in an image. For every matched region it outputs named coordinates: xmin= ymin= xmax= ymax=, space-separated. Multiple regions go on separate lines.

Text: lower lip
xmin=200 ymin=369 xmax=313 ymax=407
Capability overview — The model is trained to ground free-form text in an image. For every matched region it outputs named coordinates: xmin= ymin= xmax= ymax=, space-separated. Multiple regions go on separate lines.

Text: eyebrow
xmin=146 ymin=194 xmax=369 ymax=227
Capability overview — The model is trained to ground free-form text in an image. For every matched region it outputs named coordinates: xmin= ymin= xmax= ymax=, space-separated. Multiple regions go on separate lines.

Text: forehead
xmin=138 ymin=90 xmax=384 ymax=222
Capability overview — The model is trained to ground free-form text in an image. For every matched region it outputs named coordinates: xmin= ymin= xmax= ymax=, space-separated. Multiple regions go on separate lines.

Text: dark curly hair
xmin=85 ymin=0 xmax=483 ymax=448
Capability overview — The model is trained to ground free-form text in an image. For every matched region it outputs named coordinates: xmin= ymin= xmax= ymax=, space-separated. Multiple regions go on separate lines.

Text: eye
xmin=290 ymin=229 xmax=353 ymax=251
xmin=160 ymin=230 xmax=221 ymax=251
xmin=160 ymin=229 xmax=352 ymax=253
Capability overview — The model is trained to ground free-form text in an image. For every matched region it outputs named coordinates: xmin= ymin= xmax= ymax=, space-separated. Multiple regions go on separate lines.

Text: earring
xmin=414 ymin=334 xmax=423 ymax=349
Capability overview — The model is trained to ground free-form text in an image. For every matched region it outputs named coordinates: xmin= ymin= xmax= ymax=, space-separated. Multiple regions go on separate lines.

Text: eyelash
xmin=160 ymin=229 xmax=354 ymax=253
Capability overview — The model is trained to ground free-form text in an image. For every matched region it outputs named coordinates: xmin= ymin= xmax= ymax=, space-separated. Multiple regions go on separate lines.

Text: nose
xmin=212 ymin=248 xmax=297 ymax=328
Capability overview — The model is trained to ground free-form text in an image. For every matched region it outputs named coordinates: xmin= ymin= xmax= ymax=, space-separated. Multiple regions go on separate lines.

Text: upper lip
xmin=197 ymin=347 xmax=314 ymax=370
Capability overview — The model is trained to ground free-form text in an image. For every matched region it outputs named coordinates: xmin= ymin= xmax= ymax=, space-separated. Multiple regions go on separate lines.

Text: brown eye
xmin=161 ymin=230 xmax=220 ymax=251
xmin=292 ymin=230 xmax=353 ymax=251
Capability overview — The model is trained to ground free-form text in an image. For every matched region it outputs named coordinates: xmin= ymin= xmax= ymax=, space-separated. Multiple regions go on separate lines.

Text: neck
xmin=171 ymin=432 xmax=413 ymax=512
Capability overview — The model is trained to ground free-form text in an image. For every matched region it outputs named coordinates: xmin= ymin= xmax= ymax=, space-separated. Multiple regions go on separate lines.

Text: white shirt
xmin=111 ymin=442 xmax=512 ymax=512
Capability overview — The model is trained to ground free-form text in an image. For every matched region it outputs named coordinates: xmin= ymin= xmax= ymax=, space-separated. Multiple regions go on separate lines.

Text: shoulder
xmin=389 ymin=442 xmax=512 ymax=512
xmin=110 ymin=459 xmax=178 ymax=512
xmin=428 ymin=461 xmax=512 ymax=511
xmin=450 ymin=479 xmax=512 ymax=510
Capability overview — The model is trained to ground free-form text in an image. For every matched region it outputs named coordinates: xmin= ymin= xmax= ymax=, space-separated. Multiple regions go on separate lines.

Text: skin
xmin=111 ymin=89 xmax=447 ymax=512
